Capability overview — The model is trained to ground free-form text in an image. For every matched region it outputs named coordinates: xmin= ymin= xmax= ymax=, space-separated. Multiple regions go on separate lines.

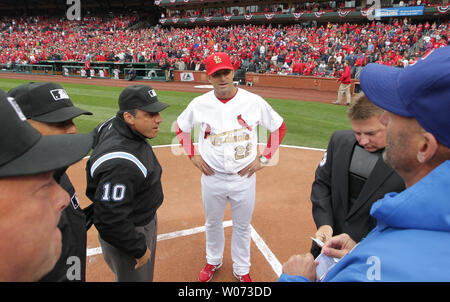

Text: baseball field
xmin=0 ymin=75 xmax=352 ymax=283
xmin=0 ymin=77 xmax=351 ymax=149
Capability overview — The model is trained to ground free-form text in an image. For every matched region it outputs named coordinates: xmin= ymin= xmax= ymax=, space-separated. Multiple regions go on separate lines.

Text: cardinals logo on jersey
xmin=204 ymin=123 xmax=211 ymax=139
xmin=237 ymin=114 xmax=252 ymax=131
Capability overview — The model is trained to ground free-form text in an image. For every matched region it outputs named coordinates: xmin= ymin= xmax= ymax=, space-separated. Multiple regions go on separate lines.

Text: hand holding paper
xmin=322 ymin=233 xmax=357 ymax=259
xmin=311 ymin=237 xmax=340 ymax=280
xmin=315 ymin=252 xmax=339 ymax=281
xmin=314 ymin=225 xmax=333 ymax=245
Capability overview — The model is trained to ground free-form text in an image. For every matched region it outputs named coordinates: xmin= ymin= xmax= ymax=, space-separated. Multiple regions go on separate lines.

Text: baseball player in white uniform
xmin=175 ymin=52 xmax=286 ymax=282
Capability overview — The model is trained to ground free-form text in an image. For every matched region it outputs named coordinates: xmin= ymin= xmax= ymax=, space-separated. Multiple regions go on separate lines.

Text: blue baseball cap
xmin=360 ymin=46 xmax=450 ymax=148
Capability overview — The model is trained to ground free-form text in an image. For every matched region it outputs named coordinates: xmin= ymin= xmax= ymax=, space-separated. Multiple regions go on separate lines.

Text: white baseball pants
xmin=201 ymin=172 xmax=256 ymax=276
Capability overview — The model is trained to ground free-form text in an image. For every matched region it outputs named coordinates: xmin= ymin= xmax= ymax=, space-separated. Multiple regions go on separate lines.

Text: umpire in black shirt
xmin=85 ymin=85 xmax=168 ymax=282
xmin=8 ymin=82 xmax=93 ymax=281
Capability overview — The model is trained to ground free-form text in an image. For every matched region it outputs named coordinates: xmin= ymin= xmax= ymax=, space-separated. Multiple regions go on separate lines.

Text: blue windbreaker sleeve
xmin=278 ymin=274 xmax=312 ymax=282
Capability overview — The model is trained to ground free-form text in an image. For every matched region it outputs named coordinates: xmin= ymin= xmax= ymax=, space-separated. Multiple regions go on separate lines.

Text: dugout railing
xmin=0 ymin=61 xmax=169 ymax=81
xmin=123 ymin=67 xmax=167 ymax=81
xmin=62 ymin=65 xmax=112 ymax=79
xmin=0 ymin=61 xmax=171 ymax=82
xmin=0 ymin=63 xmax=56 ymax=75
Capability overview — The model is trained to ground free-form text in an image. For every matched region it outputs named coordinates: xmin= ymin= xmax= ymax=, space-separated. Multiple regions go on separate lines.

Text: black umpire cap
xmin=0 ymin=89 xmax=93 ymax=177
xmin=8 ymin=82 xmax=92 ymax=123
xmin=118 ymin=85 xmax=169 ymax=113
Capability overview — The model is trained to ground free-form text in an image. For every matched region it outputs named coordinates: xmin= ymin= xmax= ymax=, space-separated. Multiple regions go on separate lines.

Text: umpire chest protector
xmin=348 ymin=145 xmax=382 ymax=208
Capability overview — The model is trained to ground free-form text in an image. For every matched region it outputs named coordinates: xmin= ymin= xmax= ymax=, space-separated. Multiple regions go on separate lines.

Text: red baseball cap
xmin=205 ymin=52 xmax=234 ymax=75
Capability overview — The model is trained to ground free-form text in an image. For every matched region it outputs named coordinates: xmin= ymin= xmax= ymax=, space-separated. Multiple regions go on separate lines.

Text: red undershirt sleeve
xmin=261 ymin=121 xmax=287 ymax=159
xmin=175 ymin=121 xmax=196 ymax=159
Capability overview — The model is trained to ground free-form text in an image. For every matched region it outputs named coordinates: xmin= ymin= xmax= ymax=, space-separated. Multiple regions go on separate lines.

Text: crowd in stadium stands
xmin=0 ymin=15 xmax=448 ymax=79
xmin=167 ymin=0 xmax=440 ymax=18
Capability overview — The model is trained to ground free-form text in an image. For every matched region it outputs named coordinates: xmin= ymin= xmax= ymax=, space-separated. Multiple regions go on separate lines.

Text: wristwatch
xmin=259 ymin=155 xmax=269 ymax=165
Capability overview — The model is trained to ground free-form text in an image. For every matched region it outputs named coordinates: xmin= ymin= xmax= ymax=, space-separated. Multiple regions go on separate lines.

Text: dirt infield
xmin=1 ymin=72 xmax=329 ymax=282
xmin=69 ymin=146 xmax=324 ymax=282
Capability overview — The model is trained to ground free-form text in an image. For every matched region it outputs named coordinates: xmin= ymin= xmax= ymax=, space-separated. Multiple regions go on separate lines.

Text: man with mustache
xmin=86 ymin=85 xmax=168 ymax=282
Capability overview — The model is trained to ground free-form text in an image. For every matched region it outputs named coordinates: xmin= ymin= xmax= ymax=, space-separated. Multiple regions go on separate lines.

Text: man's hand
xmin=322 ymin=233 xmax=357 ymax=259
xmin=238 ymin=156 xmax=264 ymax=178
xmin=315 ymin=225 xmax=333 ymax=245
xmin=190 ymin=154 xmax=214 ymax=176
xmin=135 ymin=248 xmax=151 ymax=270
xmin=282 ymin=253 xmax=318 ymax=282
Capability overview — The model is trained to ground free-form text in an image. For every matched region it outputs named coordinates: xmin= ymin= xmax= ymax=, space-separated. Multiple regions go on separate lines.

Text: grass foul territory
xmin=0 ymin=78 xmax=351 ymax=149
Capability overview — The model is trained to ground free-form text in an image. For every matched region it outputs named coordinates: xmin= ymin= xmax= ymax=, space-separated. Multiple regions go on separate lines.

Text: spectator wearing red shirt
xmin=292 ymin=60 xmax=303 ymax=75
xmin=354 ymin=54 xmax=365 ymax=78
xmin=302 ymin=63 xmax=312 ymax=76
xmin=84 ymin=58 xmax=91 ymax=79
xmin=333 ymin=61 xmax=352 ymax=105
xmin=232 ymin=56 xmax=241 ymax=70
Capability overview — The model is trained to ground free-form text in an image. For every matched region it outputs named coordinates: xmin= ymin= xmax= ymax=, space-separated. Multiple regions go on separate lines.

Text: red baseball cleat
xmin=233 ymin=272 xmax=253 ymax=282
xmin=198 ymin=263 xmax=222 ymax=282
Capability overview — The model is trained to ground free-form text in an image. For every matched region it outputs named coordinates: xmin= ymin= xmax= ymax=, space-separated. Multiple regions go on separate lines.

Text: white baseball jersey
xmin=177 ymin=88 xmax=283 ymax=174
xmin=113 ymin=69 xmax=120 ymax=79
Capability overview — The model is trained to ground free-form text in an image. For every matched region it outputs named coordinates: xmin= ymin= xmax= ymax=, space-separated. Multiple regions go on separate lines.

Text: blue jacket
xmin=279 ymin=160 xmax=450 ymax=282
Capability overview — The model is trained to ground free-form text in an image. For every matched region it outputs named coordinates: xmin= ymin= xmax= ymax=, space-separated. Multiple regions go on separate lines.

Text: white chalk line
xmin=249 ymin=224 xmax=283 ymax=277
xmin=87 ymin=220 xmax=282 ymax=277
xmin=84 ymin=143 xmax=316 ymax=275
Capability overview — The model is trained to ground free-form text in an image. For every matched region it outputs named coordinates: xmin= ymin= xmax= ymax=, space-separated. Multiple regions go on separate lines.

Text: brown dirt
xmin=68 ymin=146 xmax=324 ymax=282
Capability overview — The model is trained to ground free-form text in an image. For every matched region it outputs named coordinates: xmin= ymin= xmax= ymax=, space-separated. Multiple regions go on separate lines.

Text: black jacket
xmin=85 ymin=114 xmax=163 ymax=259
xmin=310 ymin=130 xmax=405 ymax=256
xmin=40 ymin=171 xmax=87 ymax=282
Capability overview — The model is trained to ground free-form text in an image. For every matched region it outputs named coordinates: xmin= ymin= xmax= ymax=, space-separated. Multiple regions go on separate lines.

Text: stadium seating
xmin=0 ymin=14 xmax=448 ymax=80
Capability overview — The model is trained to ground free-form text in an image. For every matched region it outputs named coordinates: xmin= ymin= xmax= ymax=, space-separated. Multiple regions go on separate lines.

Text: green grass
xmin=0 ymin=78 xmax=351 ymax=149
